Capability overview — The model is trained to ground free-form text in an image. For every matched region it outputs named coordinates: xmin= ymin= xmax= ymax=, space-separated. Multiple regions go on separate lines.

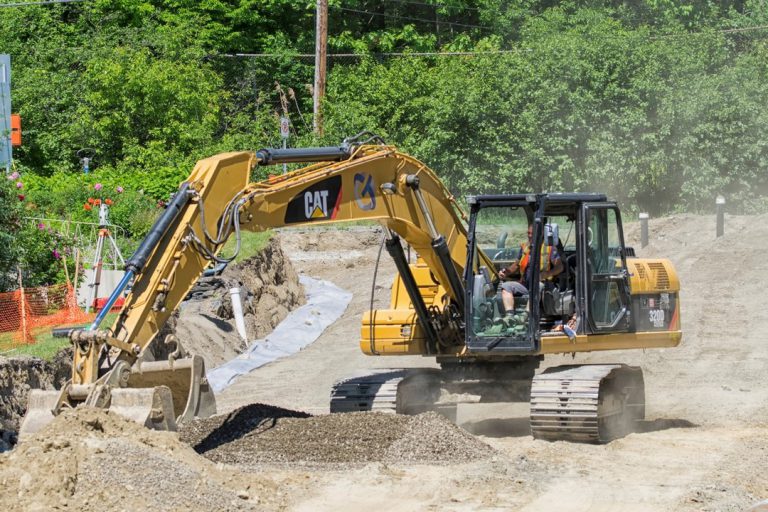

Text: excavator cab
xmin=464 ymin=193 xmax=634 ymax=354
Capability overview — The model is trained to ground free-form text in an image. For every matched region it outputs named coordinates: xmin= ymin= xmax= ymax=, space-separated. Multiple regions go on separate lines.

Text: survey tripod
xmin=85 ymin=203 xmax=125 ymax=314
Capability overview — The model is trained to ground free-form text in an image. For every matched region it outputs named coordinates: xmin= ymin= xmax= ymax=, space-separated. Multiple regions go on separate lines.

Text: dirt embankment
xmin=174 ymin=236 xmax=305 ymax=369
xmin=0 ymin=348 xmax=72 ymax=447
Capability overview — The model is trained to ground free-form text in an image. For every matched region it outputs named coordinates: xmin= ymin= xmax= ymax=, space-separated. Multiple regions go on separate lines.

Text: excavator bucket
xmin=20 ymin=389 xmax=62 ymax=437
xmin=19 ymin=354 xmax=215 ymax=437
xmin=125 ymin=354 xmax=216 ymax=424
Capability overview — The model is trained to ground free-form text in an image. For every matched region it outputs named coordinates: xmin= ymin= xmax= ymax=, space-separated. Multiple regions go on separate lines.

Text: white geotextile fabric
xmin=206 ymin=275 xmax=352 ymax=393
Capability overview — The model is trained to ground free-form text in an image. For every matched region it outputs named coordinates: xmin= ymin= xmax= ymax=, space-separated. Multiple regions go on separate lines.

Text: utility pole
xmin=313 ymin=0 xmax=328 ymax=136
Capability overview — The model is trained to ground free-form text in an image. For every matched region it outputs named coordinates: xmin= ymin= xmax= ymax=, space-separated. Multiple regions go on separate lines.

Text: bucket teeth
xmin=18 ymin=354 xmax=216 ymax=437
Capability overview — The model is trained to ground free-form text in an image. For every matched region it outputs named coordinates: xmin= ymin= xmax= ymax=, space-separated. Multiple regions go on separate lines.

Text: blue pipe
xmin=88 ymin=270 xmax=134 ymax=331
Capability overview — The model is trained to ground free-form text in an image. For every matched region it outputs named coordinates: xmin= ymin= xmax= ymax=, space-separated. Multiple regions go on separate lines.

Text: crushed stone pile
xmin=180 ymin=404 xmax=496 ymax=467
xmin=0 ymin=408 xmax=277 ymax=512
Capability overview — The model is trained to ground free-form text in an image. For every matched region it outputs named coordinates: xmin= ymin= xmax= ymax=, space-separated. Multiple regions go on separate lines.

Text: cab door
xmin=580 ymin=203 xmax=632 ymax=333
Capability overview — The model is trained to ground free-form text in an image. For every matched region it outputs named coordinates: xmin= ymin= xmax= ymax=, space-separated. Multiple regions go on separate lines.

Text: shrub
xmin=16 ymin=222 xmax=76 ymax=288
xmin=0 ymin=172 xmax=24 ymax=292
xmin=23 ymin=172 xmax=159 ymax=238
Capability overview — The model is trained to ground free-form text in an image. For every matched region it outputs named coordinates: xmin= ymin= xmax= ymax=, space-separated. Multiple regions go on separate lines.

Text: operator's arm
xmin=498 ymin=244 xmax=524 ymax=280
xmin=499 ymin=260 xmax=520 ymax=279
xmin=541 ymin=250 xmax=563 ymax=280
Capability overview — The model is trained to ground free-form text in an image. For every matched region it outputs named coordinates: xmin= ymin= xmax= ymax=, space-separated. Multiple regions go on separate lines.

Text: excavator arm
xmin=22 ymin=138 xmax=495 ymax=434
xmin=112 ymin=142 xmax=482 ymax=353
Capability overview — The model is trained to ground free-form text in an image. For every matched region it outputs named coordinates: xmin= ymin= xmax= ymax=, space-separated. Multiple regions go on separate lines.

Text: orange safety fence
xmin=0 ymin=283 xmax=96 ymax=345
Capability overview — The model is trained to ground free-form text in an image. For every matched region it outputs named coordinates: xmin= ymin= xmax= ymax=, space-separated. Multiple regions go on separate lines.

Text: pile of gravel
xmin=179 ymin=404 xmax=496 ymax=467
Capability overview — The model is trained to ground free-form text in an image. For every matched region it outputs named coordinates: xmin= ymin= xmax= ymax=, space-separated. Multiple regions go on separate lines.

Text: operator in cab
xmin=498 ymin=224 xmax=563 ymax=318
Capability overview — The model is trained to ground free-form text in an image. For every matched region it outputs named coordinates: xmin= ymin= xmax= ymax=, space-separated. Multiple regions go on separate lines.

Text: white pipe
xmin=229 ymin=287 xmax=248 ymax=346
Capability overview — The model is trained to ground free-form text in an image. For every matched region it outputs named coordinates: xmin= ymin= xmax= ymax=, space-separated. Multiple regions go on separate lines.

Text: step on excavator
xmin=21 ymin=133 xmax=681 ymax=443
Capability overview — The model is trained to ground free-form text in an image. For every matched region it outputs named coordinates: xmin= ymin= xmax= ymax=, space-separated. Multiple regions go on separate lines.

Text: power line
xmin=377 ymin=0 xmax=482 ymax=13
xmin=335 ymin=6 xmax=492 ymax=31
xmin=220 ymin=50 xmax=521 ymax=57
xmin=0 ymin=0 xmax=88 ymax=7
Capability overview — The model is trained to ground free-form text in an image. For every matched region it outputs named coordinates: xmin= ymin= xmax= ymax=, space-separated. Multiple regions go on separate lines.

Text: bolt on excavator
xmin=21 ymin=133 xmax=681 ymax=443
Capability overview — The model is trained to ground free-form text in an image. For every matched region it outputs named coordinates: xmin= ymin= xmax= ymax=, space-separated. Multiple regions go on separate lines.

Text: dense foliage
xmin=0 ymin=175 xmax=23 ymax=291
xmin=0 ymin=1 xmax=765 ymax=266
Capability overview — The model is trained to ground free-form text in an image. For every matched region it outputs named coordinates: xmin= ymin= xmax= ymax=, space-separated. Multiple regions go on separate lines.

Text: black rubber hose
xmin=125 ymin=182 xmax=191 ymax=274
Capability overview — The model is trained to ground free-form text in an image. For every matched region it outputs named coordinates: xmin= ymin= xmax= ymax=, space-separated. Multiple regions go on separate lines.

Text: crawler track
xmin=530 ymin=364 xmax=645 ymax=443
xmin=330 ymin=369 xmax=442 ymax=414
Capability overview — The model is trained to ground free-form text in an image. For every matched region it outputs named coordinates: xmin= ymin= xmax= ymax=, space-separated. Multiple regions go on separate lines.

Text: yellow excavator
xmin=21 ymin=133 xmax=681 ymax=443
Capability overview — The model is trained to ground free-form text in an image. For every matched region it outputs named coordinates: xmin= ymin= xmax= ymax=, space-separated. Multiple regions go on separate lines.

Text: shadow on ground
xmin=458 ymin=417 xmax=698 ymax=439
xmin=634 ymin=418 xmax=698 ymax=433
xmin=180 ymin=403 xmax=310 ymax=454
xmin=460 ymin=417 xmax=531 ymax=438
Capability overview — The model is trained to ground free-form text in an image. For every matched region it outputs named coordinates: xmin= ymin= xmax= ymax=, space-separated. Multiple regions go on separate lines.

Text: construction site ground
xmin=2 ymin=215 xmax=768 ymax=511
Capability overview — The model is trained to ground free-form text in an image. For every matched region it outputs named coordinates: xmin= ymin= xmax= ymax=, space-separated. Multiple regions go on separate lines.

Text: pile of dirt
xmin=0 ymin=408 xmax=279 ymax=512
xmin=0 ymin=349 xmax=71 ymax=449
xmin=174 ymin=237 xmax=305 ymax=369
xmin=180 ymin=405 xmax=496 ymax=468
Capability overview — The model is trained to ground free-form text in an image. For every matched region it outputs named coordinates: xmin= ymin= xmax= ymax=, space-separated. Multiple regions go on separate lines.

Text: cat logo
xmin=284 ymin=176 xmax=342 ymax=224
xmin=305 ymin=190 xmax=330 ymax=218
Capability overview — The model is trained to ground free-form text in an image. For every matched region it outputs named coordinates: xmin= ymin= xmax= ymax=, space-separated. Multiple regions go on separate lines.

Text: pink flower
xmin=16 ymin=181 xmax=23 ymax=189
xmin=116 ymin=186 xmax=124 ymax=193
xmin=8 ymin=171 xmax=19 ymax=180
xmin=52 ymin=249 xmax=61 ymax=260
xmin=37 ymin=223 xmax=45 ymax=230
xmin=94 ymin=183 xmax=103 ymax=191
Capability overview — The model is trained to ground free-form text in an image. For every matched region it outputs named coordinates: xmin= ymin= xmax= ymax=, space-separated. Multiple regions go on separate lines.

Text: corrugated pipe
xmin=229 ymin=287 xmax=248 ymax=346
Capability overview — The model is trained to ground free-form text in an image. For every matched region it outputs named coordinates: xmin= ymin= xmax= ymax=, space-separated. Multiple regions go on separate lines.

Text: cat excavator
xmin=21 ymin=133 xmax=681 ymax=443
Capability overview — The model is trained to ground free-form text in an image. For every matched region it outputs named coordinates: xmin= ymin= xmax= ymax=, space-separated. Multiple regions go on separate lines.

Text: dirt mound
xmin=175 ymin=236 xmax=305 ymax=369
xmin=0 ymin=408 xmax=278 ymax=512
xmin=180 ymin=405 xmax=496 ymax=468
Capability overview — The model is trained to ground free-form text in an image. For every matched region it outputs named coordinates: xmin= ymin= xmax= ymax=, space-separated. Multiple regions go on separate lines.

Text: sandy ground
xmin=215 ymin=217 xmax=768 ymax=511
xmin=2 ymin=215 xmax=767 ymax=511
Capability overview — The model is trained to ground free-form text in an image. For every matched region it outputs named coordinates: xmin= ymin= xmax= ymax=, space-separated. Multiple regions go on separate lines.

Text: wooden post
xmin=72 ymin=247 xmax=80 ymax=293
xmin=16 ymin=266 xmax=28 ymax=343
xmin=313 ymin=0 xmax=328 ymax=136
